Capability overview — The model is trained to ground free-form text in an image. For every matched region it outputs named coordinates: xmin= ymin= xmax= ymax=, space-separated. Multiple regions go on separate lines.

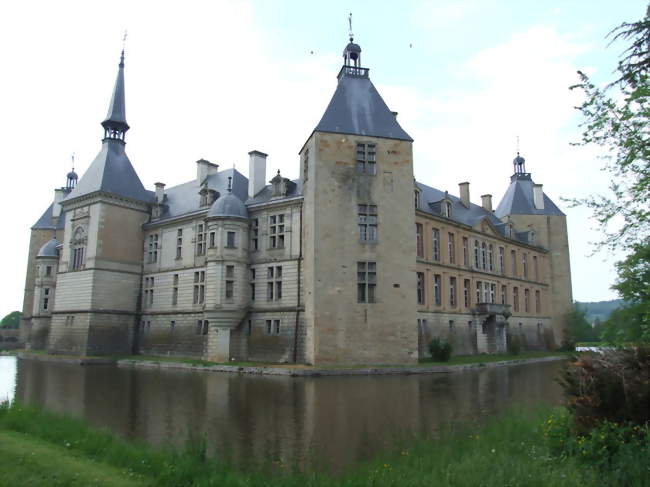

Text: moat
xmin=0 ymin=356 xmax=564 ymax=470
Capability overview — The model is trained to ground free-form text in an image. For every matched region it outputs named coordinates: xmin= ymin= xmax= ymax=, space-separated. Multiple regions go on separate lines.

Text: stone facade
xmin=21 ymin=36 xmax=573 ymax=364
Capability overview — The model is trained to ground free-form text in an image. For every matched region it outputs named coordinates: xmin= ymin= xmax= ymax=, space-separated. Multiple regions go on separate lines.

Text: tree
xmin=568 ymin=6 xmax=650 ymax=251
xmin=0 ymin=311 xmax=21 ymax=329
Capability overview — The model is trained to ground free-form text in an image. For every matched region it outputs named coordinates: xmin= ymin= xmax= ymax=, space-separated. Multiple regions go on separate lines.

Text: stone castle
xmin=21 ymin=35 xmax=573 ymax=365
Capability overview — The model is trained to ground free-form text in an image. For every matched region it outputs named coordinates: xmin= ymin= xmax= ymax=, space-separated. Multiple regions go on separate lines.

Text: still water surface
xmin=0 ymin=356 xmax=564 ymax=470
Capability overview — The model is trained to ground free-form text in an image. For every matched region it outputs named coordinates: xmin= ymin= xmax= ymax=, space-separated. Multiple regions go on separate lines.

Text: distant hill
xmin=575 ymin=299 xmax=625 ymax=324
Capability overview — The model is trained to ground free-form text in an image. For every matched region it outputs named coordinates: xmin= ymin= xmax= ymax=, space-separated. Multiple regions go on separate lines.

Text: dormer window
xmin=270 ymin=170 xmax=289 ymax=198
xmin=443 ymin=200 xmax=452 ymax=218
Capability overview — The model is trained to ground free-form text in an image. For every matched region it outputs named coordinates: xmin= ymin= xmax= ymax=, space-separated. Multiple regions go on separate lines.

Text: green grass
xmin=575 ymin=341 xmax=603 ymax=347
xmin=424 ymin=350 xmax=571 ymax=366
xmin=2 ymin=401 xmax=646 ymax=486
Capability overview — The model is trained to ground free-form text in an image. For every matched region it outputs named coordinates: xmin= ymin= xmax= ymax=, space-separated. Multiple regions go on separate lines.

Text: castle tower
xmin=495 ymin=153 xmax=573 ymax=346
xmin=300 ymin=31 xmax=418 ymax=365
xmin=28 ymin=238 xmax=60 ymax=349
xmin=48 ymin=50 xmax=152 ymax=355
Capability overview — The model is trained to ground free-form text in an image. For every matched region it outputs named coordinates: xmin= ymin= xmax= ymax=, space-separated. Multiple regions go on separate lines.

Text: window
xmin=193 ymin=271 xmax=205 ymax=304
xmin=524 ymin=288 xmax=530 ymax=312
xmin=416 ymin=224 xmax=424 ymax=258
xmin=247 ymin=320 xmax=252 ymax=336
xmin=489 ymin=283 xmax=496 ymax=304
xmin=501 ymin=285 xmax=507 ymax=305
xmin=511 ymin=250 xmax=517 ymax=277
xmin=45 ymin=266 xmax=52 ymax=277
xmin=170 ymin=320 xmax=175 ymax=331
xmin=474 ymin=240 xmax=480 ymax=269
xmin=251 ymin=219 xmax=259 ymax=251
xmin=476 ymin=281 xmax=482 ymax=303
xmin=176 ymin=229 xmax=183 ymax=260
xmin=358 ymin=262 xmax=377 ymax=303
xmin=143 ymin=277 xmax=154 ymax=307
xmin=250 ymin=268 xmax=256 ymax=301
xmin=462 ymin=237 xmax=469 ymax=267
xmin=488 ymin=244 xmax=494 ymax=271
xmin=416 ymin=272 xmax=425 ymax=305
xmin=432 ymin=228 xmax=440 ymax=261
xmin=443 ymin=200 xmax=452 ymax=218
xmin=269 ymin=214 xmax=285 ymax=248
xmin=448 ymin=233 xmax=455 ymax=264
xmin=481 ymin=242 xmax=487 ymax=270
xmin=172 ymin=274 xmax=179 ymax=305
xmin=433 ymin=274 xmax=441 ymax=306
xmin=267 ymin=266 xmax=283 ymax=301
xmin=463 ymin=279 xmax=470 ymax=308
xmin=535 ymin=290 xmax=541 ymax=313
xmin=414 ymin=189 xmax=421 ymax=209
xmin=226 ymin=231 xmax=236 ymax=248
xmin=449 ymin=319 xmax=454 ymax=330
xmin=513 ymin=287 xmax=519 ymax=312
xmin=499 ymin=247 xmax=505 ymax=274
xmin=42 ymin=288 xmax=50 ymax=311
xmin=72 ymin=246 xmax=85 ymax=270
xmin=196 ymin=320 xmax=209 ymax=335
xmin=523 ymin=253 xmax=528 ymax=279
xmin=225 ymin=265 xmax=235 ymax=300
xmin=303 ymin=149 xmax=309 ymax=183
xmin=209 ymin=231 xmax=216 ymax=248
xmin=148 ymin=234 xmax=159 ymax=263
xmin=358 ymin=205 xmax=378 ymax=241
xmin=449 ymin=277 xmax=457 ymax=308
xmin=266 ymin=319 xmax=281 ymax=335
xmin=196 ymin=224 xmax=206 ymax=255
xmin=533 ymin=255 xmax=539 ymax=281
xmin=483 ymin=282 xmax=490 ymax=303
xmin=356 ymin=142 xmax=376 ymax=175
xmin=71 ymin=226 xmax=86 ymax=271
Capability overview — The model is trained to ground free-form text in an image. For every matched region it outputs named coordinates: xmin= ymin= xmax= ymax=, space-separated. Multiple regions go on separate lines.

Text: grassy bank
xmin=2 ymin=401 xmax=647 ymax=487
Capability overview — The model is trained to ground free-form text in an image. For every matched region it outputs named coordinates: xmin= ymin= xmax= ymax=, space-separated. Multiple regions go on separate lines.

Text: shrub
xmin=558 ymin=347 xmax=650 ymax=432
xmin=506 ymin=332 xmax=521 ymax=355
xmin=429 ymin=337 xmax=452 ymax=362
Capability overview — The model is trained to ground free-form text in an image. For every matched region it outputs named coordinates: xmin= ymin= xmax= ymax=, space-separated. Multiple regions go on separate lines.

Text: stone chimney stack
xmin=248 ymin=150 xmax=268 ymax=198
xmin=196 ymin=159 xmax=219 ymax=185
xmin=459 ymin=182 xmax=470 ymax=207
xmin=155 ymin=182 xmax=166 ymax=204
xmin=51 ymin=188 xmax=65 ymax=223
xmin=481 ymin=194 xmax=493 ymax=212
xmin=533 ymin=184 xmax=545 ymax=210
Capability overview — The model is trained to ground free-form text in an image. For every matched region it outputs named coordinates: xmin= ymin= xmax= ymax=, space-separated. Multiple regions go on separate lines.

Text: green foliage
xmin=428 ymin=337 xmax=452 ymax=362
xmin=565 ymin=305 xmax=603 ymax=348
xmin=559 ymin=348 xmax=650 ymax=431
xmin=0 ymin=311 xmax=20 ymax=329
xmin=574 ymin=299 xmax=624 ymax=323
xmin=506 ymin=332 xmax=521 ymax=355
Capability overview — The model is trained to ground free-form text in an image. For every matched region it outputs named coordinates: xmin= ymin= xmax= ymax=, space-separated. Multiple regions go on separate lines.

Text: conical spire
xmin=101 ymin=50 xmax=129 ymax=141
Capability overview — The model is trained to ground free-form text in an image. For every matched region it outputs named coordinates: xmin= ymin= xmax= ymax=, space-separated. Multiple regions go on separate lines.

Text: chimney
xmin=533 ymin=184 xmax=545 ymax=209
xmin=459 ymin=182 xmax=470 ymax=207
xmin=154 ymin=182 xmax=165 ymax=204
xmin=481 ymin=194 xmax=493 ymax=212
xmin=248 ymin=150 xmax=268 ymax=198
xmin=51 ymin=188 xmax=65 ymax=222
xmin=196 ymin=159 xmax=219 ymax=185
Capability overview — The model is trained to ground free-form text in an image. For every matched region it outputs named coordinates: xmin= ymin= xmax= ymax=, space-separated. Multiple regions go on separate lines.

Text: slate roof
xmin=495 ymin=173 xmax=564 ymax=218
xmin=314 ymin=70 xmax=413 ymax=141
xmin=207 ymin=192 xmax=248 ymax=218
xmin=32 ymin=203 xmax=65 ymax=230
xmin=103 ymin=52 xmax=128 ymax=129
xmin=64 ymin=140 xmax=152 ymax=203
xmin=245 ymin=179 xmax=301 ymax=206
xmin=37 ymin=238 xmax=60 ymax=258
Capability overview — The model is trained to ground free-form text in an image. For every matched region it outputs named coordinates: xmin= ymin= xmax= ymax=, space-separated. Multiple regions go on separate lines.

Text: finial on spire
xmin=227 ymin=176 xmax=232 ymax=193
xmin=348 ymin=13 xmax=353 ymax=42
xmin=71 ymin=152 xmax=75 ymax=171
xmin=120 ymin=30 xmax=127 ymax=66
xmin=66 ymin=153 xmax=78 ymax=190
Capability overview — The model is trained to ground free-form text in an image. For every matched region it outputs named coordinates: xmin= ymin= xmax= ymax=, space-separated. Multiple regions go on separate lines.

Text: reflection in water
xmin=2 ymin=357 xmax=564 ymax=470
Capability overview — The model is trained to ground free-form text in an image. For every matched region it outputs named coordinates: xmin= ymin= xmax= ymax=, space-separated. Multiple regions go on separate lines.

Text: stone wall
xmin=139 ymin=313 xmax=206 ymax=358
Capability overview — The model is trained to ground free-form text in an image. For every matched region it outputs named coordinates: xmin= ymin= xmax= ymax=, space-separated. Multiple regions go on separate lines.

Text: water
xmin=0 ymin=356 xmax=564 ymax=470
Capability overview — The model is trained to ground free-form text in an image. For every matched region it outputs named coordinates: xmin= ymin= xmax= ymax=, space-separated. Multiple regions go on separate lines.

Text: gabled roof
xmin=314 ymin=71 xmax=412 ymax=142
xmin=495 ymin=174 xmax=564 ymax=218
xmin=64 ymin=140 xmax=152 ymax=203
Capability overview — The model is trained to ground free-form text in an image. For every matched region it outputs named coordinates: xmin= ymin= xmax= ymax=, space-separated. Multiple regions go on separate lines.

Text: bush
xmin=506 ymin=332 xmax=521 ymax=355
xmin=429 ymin=337 xmax=452 ymax=362
xmin=559 ymin=347 xmax=650 ymax=432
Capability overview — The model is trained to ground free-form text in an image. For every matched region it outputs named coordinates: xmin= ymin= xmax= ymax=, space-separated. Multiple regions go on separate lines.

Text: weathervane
xmin=516 ymin=135 xmax=520 ymax=155
xmin=348 ymin=13 xmax=353 ymax=42
xmin=71 ymin=152 xmax=75 ymax=171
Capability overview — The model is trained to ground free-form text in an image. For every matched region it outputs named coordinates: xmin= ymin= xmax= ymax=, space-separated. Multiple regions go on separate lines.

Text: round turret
xmin=207 ymin=193 xmax=248 ymax=219
xmin=37 ymin=238 xmax=60 ymax=258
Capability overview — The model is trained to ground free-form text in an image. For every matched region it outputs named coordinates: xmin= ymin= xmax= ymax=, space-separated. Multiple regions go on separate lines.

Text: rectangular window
xmin=533 ymin=255 xmax=539 ymax=281
xmin=499 ymin=247 xmax=505 ymax=275
xmin=196 ymin=320 xmax=209 ymax=335
xmin=524 ymin=288 xmax=530 ymax=312
xmin=523 ymin=253 xmax=528 ymax=279
xmin=225 ymin=281 xmax=234 ymax=300
xmin=476 ymin=281 xmax=482 ymax=304
xmin=148 ymin=234 xmax=159 ymax=263
xmin=416 ymin=272 xmax=425 ymax=305
xmin=511 ymin=250 xmax=517 ymax=277
xmin=462 ymin=237 xmax=469 ymax=267
xmin=432 ymin=228 xmax=440 ymax=261
xmin=226 ymin=231 xmax=236 ymax=248
xmin=474 ymin=240 xmax=480 ymax=269
xmin=481 ymin=243 xmax=487 ymax=270
xmin=209 ymin=231 xmax=216 ymax=248
xmin=433 ymin=274 xmax=441 ymax=306
xmin=267 ymin=266 xmax=282 ymax=301
xmin=42 ymin=288 xmax=49 ymax=310
xmin=449 ymin=276 xmax=457 ymax=308
xmin=265 ymin=319 xmax=281 ymax=335
xmin=358 ymin=262 xmax=377 ymax=303
xmin=535 ymin=290 xmax=541 ymax=313
xmin=250 ymin=268 xmax=256 ymax=301
xmin=251 ymin=218 xmax=259 ymax=251
xmin=483 ymin=281 xmax=490 ymax=303
xmin=176 ymin=229 xmax=183 ymax=260
xmin=269 ymin=214 xmax=285 ymax=248
xmin=196 ymin=224 xmax=206 ymax=256
xmin=488 ymin=244 xmax=494 ymax=272
xmin=416 ymin=224 xmax=424 ymax=258
xmin=72 ymin=247 xmax=84 ymax=270
xmin=356 ymin=142 xmax=377 ymax=175
xmin=303 ymin=149 xmax=309 ymax=183
xmin=193 ymin=271 xmax=205 ymax=304
xmin=266 ymin=319 xmax=272 ymax=334
xmin=448 ymin=233 xmax=455 ymax=264
xmin=358 ymin=204 xmax=378 ymax=241
xmin=463 ymin=279 xmax=470 ymax=308
xmin=501 ymin=285 xmax=507 ymax=305
xmin=170 ymin=320 xmax=175 ymax=331
xmin=490 ymin=283 xmax=496 ymax=304
xmin=45 ymin=266 xmax=52 ymax=277
xmin=513 ymin=287 xmax=519 ymax=312
xmin=172 ymin=274 xmax=179 ymax=305
xmin=225 ymin=265 xmax=235 ymax=300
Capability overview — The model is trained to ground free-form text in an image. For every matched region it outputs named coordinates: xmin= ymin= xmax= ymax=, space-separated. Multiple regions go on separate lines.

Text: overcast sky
xmin=0 ymin=0 xmax=645 ymax=317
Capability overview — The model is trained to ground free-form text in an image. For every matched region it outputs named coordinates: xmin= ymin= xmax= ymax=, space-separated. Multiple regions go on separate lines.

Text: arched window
xmin=71 ymin=226 xmax=87 ymax=271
